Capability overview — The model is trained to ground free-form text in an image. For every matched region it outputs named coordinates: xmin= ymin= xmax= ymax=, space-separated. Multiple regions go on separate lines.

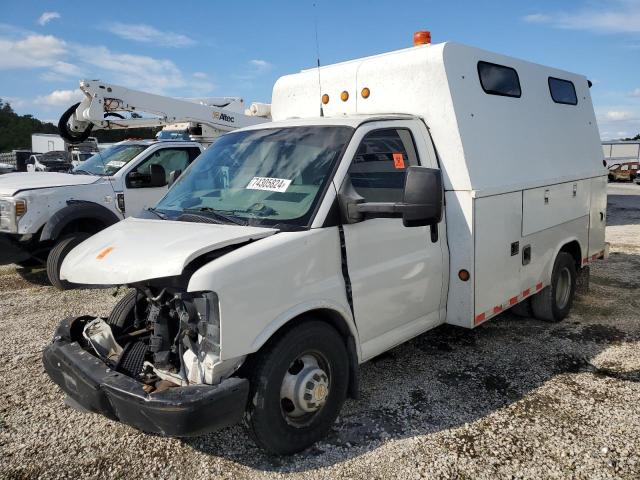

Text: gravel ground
xmin=1 ymin=184 xmax=639 ymax=479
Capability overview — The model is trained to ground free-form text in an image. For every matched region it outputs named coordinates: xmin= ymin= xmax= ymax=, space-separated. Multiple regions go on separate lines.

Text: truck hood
xmin=0 ymin=172 xmax=99 ymax=196
xmin=60 ymin=217 xmax=277 ymax=285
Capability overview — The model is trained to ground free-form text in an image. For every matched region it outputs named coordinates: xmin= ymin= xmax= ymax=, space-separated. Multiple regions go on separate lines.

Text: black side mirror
xmin=150 ymin=164 xmax=167 ymax=187
xmin=340 ymin=166 xmax=443 ymax=228
xmin=401 ymin=166 xmax=443 ymax=227
xmin=168 ymin=169 xmax=182 ymax=187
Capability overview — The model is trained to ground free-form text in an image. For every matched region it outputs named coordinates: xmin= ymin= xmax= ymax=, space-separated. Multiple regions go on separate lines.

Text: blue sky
xmin=1 ymin=0 xmax=639 ymax=139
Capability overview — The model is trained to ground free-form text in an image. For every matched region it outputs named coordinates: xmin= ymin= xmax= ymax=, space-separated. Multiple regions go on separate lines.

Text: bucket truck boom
xmin=58 ymin=80 xmax=270 ymax=145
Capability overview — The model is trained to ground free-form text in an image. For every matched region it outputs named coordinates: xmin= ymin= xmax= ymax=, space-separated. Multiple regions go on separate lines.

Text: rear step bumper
xmin=42 ymin=316 xmax=249 ymax=437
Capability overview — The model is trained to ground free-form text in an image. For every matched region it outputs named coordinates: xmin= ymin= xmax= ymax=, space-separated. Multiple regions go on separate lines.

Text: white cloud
xmin=37 ymin=12 xmax=60 ymax=26
xmin=233 ymin=59 xmax=275 ymax=84
xmin=249 ymin=59 xmax=272 ymax=71
xmin=630 ymin=88 xmax=640 ymax=98
xmin=523 ymin=1 xmax=640 ymax=34
xmin=0 ymin=34 xmax=67 ymax=69
xmin=75 ymin=45 xmax=188 ymax=93
xmin=106 ymin=22 xmax=195 ymax=47
xmin=34 ymin=89 xmax=83 ymax=106
xmin=605 ymin=110 xmax=635 ymax=121
xmin=192 ymin=72 xmax=208 ymax=79
xmin=597 ymin=107 xmax=640 ymax=139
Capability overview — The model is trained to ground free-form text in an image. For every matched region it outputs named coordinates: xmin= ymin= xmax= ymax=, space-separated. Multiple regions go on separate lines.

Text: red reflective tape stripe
xmin=493 ymin=305 xmax=503 ymax=314
xmin=475 ymin=313 xmax=486 ymax=324
xmin=509 ymin=296 xmax=518 ymax=305
xmin=522 ymin=288 xmax=530 ymax=297
xmin=536 ymin=282 xmax=543 ymax=291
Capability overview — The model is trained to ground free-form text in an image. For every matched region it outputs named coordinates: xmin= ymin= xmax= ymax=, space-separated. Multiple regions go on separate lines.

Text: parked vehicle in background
xmin=0 ymin=150 xmax=31 ymax=172
xmin=31 ymin=133 xmax=66 ymax=154
xmin=0 ymin=140 xmax=203 ymax=287
xmin=0 ymin=163 xmax=13 ymax=174
xmin=607 ymin=162 xmax=639 ymax=182
xmin=43 ymin=33 xmax=608 ymax=454
xmin=0 ymin=80 xmax=269 ymax=288
xmin=26 ymin=151 xmax=72 ymax=173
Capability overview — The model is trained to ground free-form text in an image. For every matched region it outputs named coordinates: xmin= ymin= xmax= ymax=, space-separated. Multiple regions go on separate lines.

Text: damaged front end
xmin=42 ymin=288 xmax=249 ymax=437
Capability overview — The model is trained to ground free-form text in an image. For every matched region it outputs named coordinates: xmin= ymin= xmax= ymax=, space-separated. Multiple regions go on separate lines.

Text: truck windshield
xmin=155 ymin=126 xmax=353 ymax=227
xmin=73 ymin=144 xmax=147 ymax=176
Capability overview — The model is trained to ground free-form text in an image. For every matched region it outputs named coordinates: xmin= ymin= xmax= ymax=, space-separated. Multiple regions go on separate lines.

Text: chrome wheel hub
xmin=280 ymin=354 xmax=330 ymax=420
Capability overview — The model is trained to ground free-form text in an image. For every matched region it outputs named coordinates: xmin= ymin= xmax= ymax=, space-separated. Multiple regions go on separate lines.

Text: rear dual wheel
xmin=510 ymin=252 xmax=577 ymax=322
xmin=531 ymin=252 xmax=577 ymax=322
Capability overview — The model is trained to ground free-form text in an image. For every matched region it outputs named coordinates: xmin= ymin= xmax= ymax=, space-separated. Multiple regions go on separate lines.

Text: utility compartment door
xmin=588 ymin=176 xmax=607 ymax=258
xmin=522 ymin=180 xmax=590 ymax=236
xmin=474 ymin=192 xmax=523 ymax=323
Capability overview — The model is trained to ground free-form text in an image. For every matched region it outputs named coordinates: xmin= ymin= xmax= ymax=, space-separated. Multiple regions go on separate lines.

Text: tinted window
xmin=548 ymin=77 xmax=578 ymax=105
xmin=129 ymin=148 xmax=191 ymax=187
xmin=478 ymin=61 xmax=521 ymax=98
xmin=348 ymin=129 xmax=419 ymax=203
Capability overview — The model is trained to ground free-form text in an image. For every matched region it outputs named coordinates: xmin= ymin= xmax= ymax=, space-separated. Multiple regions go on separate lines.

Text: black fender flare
xmin=40 ymin=201 xmax=122 ymax=242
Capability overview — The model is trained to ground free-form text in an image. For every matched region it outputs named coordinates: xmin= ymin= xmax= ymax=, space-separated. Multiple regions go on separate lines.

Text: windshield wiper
xmin=146 ymin=207 xmax=167 ymax=220
xmin=73 ymin=169 xmax=93 ymax=175
xmin=183 ymin=207 xmax=247 ymax=226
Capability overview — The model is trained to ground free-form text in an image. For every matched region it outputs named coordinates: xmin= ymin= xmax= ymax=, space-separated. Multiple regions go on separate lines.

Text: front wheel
xmin=531 ymin=252 xmax=577 ymax=322
xmin=244 ymin=320 xmax=349 ymax=455
xmin=46 ymin=233 xmax=91 ymax=290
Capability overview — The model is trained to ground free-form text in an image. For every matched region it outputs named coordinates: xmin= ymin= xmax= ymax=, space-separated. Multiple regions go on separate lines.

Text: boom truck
xmin=0 ymin=80 xmax=269 ymax=287
xmin=43 ymin=33 xmax=608 ymax=454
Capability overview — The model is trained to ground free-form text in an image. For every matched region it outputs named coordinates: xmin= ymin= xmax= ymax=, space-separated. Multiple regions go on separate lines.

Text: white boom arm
xmin=59 ymin=80 xmax=270 ymax=143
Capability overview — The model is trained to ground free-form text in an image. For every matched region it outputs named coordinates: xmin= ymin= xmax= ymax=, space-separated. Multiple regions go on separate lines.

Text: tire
xmin=244 ymin=320 xmax=349 ymax=455
xmin=46 ymin=233 xmax=91 ymax=290
xmin=531 ymin=252 xmax=577 ymax=322
xmin=510 ymin=297 xmax=533 ymax=317
xmin=108 ymin=289 xmax=147 ymax=334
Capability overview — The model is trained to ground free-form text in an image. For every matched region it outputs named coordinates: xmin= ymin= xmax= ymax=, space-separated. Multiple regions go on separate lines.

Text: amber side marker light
xmin=413 ymin=30 xmax=431 ymax=46
xmin=341 ymin=91 xmax=349 ymax=102
xmin=361 ymin=87 xmax=370 ymax=99
xmin=321 ymin=94 xmax=330 ymax=105
xmin=15 ymin=200 xmax=27 ymax=217
xmin=458 ymin=269 xmax=470 ymax=281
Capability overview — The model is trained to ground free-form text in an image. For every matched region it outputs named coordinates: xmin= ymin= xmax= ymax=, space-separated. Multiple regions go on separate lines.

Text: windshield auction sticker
xmin=246 ymin=177 xmax=292 ymax=192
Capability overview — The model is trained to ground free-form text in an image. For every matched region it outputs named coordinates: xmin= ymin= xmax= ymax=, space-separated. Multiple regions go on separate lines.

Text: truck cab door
xmin=336 ymin=121 xmax=445 ymax=361
xmin=122 ymin=146 xmax=200 ymax=217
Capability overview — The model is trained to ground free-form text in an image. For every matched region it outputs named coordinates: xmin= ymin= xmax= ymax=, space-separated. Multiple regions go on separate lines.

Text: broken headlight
xmin=177 ymin=291 xmax=221 ymax=385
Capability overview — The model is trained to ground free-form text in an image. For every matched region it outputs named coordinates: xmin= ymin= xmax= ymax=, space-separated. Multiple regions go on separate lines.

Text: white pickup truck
xmin=0 ymin=140 xmax=203 ymax=287
xmin=43 ymin=35 xmax=607 ymax=454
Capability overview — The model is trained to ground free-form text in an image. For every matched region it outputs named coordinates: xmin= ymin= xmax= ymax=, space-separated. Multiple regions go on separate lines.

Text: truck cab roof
xmin=111 ymin=139 xmax=203 ymax=147
xmin=237 ymin=114 xmax=419 ymax=132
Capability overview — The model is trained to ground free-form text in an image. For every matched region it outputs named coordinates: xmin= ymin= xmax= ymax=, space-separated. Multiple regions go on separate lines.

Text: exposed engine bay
xmin=82 ymin=288 xmax=230 ymax=393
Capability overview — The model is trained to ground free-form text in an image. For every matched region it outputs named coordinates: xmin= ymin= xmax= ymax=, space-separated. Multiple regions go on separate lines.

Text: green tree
xmin=0 ymin=99 xmax=159 ymax=152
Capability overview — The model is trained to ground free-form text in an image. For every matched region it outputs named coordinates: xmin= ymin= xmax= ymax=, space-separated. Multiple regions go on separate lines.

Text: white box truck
xmin=31 ymin=133 xmax=66 ymax=154
xmin=43 ymin=34 xmax=608 ymax=454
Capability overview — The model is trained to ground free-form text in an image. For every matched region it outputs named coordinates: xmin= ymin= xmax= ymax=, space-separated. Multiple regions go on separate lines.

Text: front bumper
xmin=0 ymin=233 xmax=32 ymax=265
xmin=42 ymin=317 xmax=250 ymax=437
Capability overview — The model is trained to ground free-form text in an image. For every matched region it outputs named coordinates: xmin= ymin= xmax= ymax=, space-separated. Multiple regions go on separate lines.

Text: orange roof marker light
xmin=413 ymin=30 xmax=431 ymax=46
xmin=340 ymin=91 xmax=349 ymax=102
xmin=361 ymin=87 xmax=370 ymax=99
xmin=321 ymin=94 xmax=330 ymax=105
